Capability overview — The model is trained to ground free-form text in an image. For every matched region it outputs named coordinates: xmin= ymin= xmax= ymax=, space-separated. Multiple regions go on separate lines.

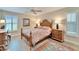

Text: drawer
xmin=0 ymin=40 xmax=4 ymax=45
xmin=52 ymin=30 xmax=58 ymax=35
xmin=0 ymin=33 xmax=5 ymax=45
xmin=52 ymin=29 xmax=64 ymax=42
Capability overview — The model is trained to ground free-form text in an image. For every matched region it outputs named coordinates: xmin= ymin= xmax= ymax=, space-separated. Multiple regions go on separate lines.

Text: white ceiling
xmin=0 ymin=7 xmax=64 ymax=15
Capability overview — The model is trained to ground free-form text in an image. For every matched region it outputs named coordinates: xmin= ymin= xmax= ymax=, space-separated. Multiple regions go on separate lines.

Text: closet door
xmin=67 ymin=13 xmax=78 ymax=36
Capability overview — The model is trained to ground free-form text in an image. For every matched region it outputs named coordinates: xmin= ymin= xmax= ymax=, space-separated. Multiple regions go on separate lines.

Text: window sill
xmin=66 ymin=31 xmax=79 ymax=37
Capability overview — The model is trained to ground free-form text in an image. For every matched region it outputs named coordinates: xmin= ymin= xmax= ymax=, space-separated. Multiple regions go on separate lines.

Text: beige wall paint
xmin=37 ymin=7 xmax=79 ymax=32
xmin=37 ymin=8 xmax=67 ymax=31
xmin=0 ymin=10 xmax=42 ymax=33
xmin=19 ymin=14 xmax=42 ymax=29
xmin=1 ymin=7 xmax=79 ymax=34
xmin=20 ymin=7 xmax=79 ymax=33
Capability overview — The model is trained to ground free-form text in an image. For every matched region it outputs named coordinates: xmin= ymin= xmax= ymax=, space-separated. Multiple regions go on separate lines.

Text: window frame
xmin=4 ymin=15 xmax=18 ymax=32
xmin=66 ymin=13 xmax=78 ymax=36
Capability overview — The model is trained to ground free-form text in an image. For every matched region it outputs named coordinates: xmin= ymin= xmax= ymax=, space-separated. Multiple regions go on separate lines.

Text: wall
xmin=3 ymin=7 xmax=79 ymax=37
xmin=20 ymin=7 xmax=79 ymax=33
xmin=19 ymin=14 xmax=42 ymax=29
xmin=0 ymin=10 xmax=21 ymax=33
xmin=37 ymin=7 xmax=79 ymax=33
xmin=0 ymin=10 xmax=42 ymax=33
xmin=7 ymin=7 xmax=79 ymax=36
xmin=0 ymin=10 xmax=32 ymax=33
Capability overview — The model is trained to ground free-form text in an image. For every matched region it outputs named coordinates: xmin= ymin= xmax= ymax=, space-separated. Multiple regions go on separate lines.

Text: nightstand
xmin=52 ymin=29 xmax=64 ymax=42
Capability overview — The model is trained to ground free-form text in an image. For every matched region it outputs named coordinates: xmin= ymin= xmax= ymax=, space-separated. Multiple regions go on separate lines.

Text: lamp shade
xmin=55 ymin=20 xmax=60 ymax=24
xmin=0 ymin=20 xmax=5 ymax=23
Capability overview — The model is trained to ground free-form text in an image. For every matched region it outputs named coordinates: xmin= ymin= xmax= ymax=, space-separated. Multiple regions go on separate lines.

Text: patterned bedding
xmin=22 ymin=26 xmax=51 ymax=45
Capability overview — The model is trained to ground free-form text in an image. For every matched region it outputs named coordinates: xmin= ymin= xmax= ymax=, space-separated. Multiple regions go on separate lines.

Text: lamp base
xmin=56 ymin=24 xmax=59 ymax=29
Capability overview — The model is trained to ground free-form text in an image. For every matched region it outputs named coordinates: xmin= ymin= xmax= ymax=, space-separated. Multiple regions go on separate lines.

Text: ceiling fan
xmin=31 ymin=9 xmax=42 ymax=14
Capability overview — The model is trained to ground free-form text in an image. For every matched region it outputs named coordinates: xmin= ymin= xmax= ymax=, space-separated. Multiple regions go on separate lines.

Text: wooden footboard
xmin=35 ymin=34 xmax=51 ymax=46
xmin=21 ymin=28 xmax=33 ymax=50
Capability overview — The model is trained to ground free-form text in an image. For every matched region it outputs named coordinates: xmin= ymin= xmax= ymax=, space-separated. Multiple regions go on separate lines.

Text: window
xmin=5 ymin=16 xmax=18 ymax=32
xmin=67 ymin=13 xmax=77 ymax=35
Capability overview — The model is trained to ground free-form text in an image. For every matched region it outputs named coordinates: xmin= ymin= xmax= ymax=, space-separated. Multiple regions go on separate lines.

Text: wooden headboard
xmin=40 ymin=19 xmax=52 ymax=28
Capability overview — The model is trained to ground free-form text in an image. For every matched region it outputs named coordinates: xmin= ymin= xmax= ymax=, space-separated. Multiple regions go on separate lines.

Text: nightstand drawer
xmin=52 ymin=29 xmax=64 ymax=42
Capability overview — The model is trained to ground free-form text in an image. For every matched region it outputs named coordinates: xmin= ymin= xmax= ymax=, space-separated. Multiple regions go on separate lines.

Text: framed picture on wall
xmin=23 ymin=18 xmax=30 ymax=26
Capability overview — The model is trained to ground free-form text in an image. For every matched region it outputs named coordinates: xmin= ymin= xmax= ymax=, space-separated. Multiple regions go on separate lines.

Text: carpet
xmin=34 ymin=39 xmax=76 ymax=51
xmin=8 ymin=36 xmax=76 ymax=51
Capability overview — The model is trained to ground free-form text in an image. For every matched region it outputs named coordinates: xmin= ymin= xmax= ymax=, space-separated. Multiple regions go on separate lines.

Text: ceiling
xmin=0 ymin=7 xmax=64 ymax=15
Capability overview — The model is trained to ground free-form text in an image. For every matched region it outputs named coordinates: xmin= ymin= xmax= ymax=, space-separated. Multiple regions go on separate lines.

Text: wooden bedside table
xmin=52 ymin=29 xmax=64 ymax=42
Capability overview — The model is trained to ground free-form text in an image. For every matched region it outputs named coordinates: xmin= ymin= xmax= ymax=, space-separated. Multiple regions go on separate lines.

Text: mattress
xmin=22 ymin=26 xmax=51 ymax=45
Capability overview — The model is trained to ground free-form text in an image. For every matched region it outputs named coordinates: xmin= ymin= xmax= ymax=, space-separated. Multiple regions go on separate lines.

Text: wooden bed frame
xmin=21 ymin=19 xmax=52 ymax=50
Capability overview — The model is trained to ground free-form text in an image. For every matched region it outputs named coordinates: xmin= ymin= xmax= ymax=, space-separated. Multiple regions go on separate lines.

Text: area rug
xmin=34 ymin=39 xmax=76 ymax=51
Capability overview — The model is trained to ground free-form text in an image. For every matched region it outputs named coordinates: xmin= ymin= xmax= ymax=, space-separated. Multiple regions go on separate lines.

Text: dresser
xmin=52 ymin=29 xmax=64 ymax=42
xmin=0 ymin=29 xmax=6 ymax=51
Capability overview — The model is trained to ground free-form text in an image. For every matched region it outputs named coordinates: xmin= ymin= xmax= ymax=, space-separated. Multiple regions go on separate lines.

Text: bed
xmin=21 ymin=19 xmax=52 ymax=50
